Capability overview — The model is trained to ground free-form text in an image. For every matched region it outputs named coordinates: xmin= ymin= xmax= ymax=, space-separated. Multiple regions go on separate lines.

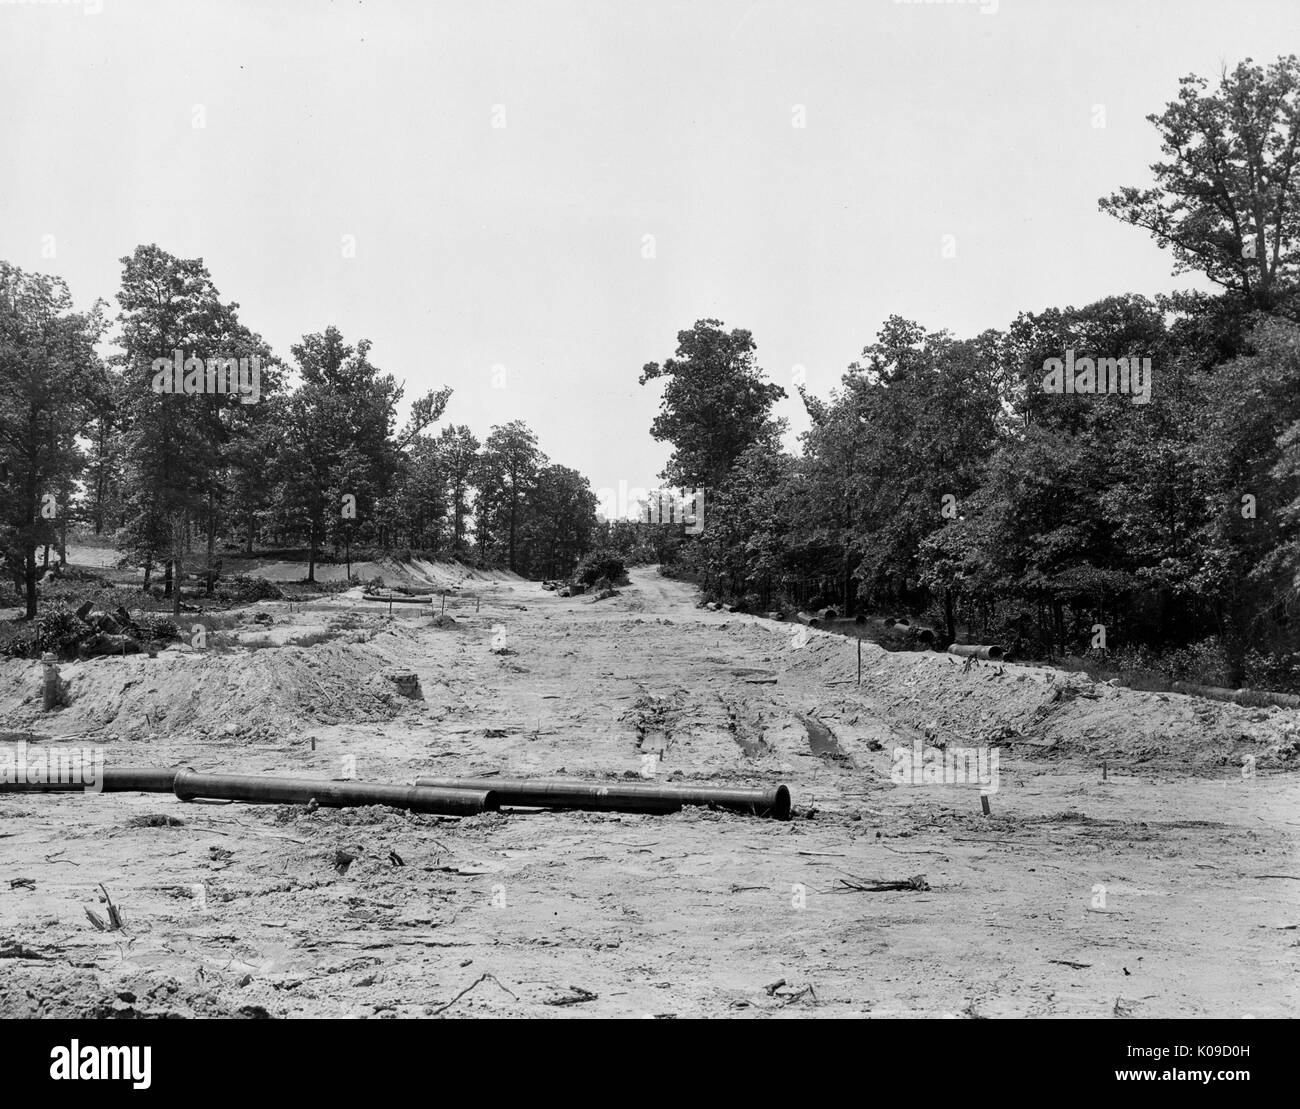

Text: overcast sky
xmin=3 ymin=0 xmax=1298 ymax=501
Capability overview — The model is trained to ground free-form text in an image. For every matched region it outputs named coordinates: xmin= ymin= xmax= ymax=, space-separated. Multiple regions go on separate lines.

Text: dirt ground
xmin=1 ymin=566 xmax=1297 ymax=1018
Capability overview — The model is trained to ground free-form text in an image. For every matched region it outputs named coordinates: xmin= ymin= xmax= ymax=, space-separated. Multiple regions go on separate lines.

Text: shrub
xmin=135 ymin=615 xmax=181 ymax=643
xmin=215 ymin=576 xmax=284 ymax=603
xmin=1 ymin=627 xmax=38 ymax=659
xmin=35 ymin=603 xmax=91 ymax=658
xmin=576 ymin=550 xmax=627 ymax=588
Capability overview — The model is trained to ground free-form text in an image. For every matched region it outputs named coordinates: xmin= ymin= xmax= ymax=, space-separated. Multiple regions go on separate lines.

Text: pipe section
xmin=173 ymin=770 xmax=496 ymax=815
xmin=0 ymin=767 xmax=180 ymax=793
xmin=416 ymin=777 xmax=792 ymax=820
xmin=1169 ymin=681 xmax=1300 ymax=710
xmin=947 ymin=644 xmax=1005 ymax=660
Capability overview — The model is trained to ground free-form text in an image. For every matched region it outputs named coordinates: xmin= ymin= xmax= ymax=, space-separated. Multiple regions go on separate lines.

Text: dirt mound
xmin=0 ymin=961 xmax=260 ymax=1018
xmin=0 ymin=626 xmax=433 ymax=742
xmin=780 ymin=625 xmax=1300 ymax=771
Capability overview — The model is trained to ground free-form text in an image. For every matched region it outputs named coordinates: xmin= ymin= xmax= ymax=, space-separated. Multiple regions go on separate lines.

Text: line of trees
xmin=1 ymin=246 xmax=600 ymax=618
xmin=640 ymin=57 xmax=1300 ymax=683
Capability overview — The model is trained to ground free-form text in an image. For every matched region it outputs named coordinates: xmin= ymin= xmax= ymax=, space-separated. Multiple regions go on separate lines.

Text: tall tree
xmin=475 ymin=421 xmax=544 ymax=573
xmin=0 ymin=263 xmax=105 ymax=617
xmin=640 ymin=319 xmax=786 ymax=490
xmin=524 ymin=464 xmax=598 ymax=579
xmin=438 ymin=424 xmax=480 ymax=559
xmin=115 ymin=244 xmax=271 ymax=612
xmin=1100 ymin=56 xmax=1300 ymax=312
xmin=275 ymin=328 xmax=401 ymax=582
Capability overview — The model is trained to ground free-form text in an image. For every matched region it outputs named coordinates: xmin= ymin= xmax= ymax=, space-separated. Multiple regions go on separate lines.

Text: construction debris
xmin=836 ymin=874 xmax=931 ymax=893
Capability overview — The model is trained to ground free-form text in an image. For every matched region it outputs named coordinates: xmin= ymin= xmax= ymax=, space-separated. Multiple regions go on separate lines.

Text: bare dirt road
xmin=1 ymin=567 xmax=1297 ymax=1017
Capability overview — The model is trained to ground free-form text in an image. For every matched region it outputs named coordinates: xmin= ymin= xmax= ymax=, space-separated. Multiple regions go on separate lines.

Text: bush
xmin=34 ymin=604 xmax=91 ymax=658
xmin=135 ymin=615 xmax=181 ymax=643
xmin=215 ymin=576 xmax=284 ymax=604
xmin=2 ymin=627 xmax=38 ymax=659
xmin=576 ymin=550 xmax=627 ymax=588
xmin=1241 ymin=648 xmax=1300 ymax=693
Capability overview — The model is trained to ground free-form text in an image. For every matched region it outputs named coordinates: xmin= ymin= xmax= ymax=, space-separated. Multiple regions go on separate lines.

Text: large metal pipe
xmin=947 ymin=643 xmax=1004 ymax=660
xmin=0 ymin=767 xmax=180 ymax=793
xmin=104 ymin=767 xmax=181 ymax=792
xmin=173 ymin=770 xmax=496 ymax=816
xmin=795 ymin=611 xmax=821 ymax=627
xmin=415 ymin=777 xmax=792 ymax=820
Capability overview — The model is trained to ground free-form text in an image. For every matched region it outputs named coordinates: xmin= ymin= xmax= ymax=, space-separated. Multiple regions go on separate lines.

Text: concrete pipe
xmin=947 ymin=643 xmax=1005 ymax=661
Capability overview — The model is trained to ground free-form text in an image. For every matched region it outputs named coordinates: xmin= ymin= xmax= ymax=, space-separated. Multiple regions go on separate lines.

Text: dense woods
xmin=0 ymin=246 xmax=602 ymax=619
xmin=630 ymin=58 xmax=1300 ymax=687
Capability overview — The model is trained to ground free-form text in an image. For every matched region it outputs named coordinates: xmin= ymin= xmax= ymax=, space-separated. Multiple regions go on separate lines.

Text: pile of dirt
xmin=779 ymin=624 xmax=1300 ymax=771
xmin=0 ymin=962 xmax=262 ymax=1019
xmin=0 ymin=626 xmax=433 ymax=741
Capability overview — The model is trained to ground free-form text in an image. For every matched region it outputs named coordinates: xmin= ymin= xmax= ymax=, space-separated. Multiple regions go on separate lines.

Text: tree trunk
xmin=172 ymin=519 xmax=184 ymax=619
xmin=93 ymin=435 xmax=107 ymax=535
xmin=23 ymin=544 xmax=38 ymax=620
xmin=508 ymin=494 xmax=518 ymax=573
xmin=205 ymin=496 xmax=217 ymax=595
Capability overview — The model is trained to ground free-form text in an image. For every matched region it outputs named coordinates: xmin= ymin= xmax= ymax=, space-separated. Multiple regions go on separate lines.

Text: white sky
xmin=3 ymin=0 xmax=1297 ymax=499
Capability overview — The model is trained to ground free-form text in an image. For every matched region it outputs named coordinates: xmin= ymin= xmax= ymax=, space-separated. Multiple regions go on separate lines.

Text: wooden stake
xmin=980 ymin=793 xmax=991 ymax=816
xmin=1102 ymin=761 xmax=1107 ymax=781
xmin=857 ymin=636 xmax=862 ymax=686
